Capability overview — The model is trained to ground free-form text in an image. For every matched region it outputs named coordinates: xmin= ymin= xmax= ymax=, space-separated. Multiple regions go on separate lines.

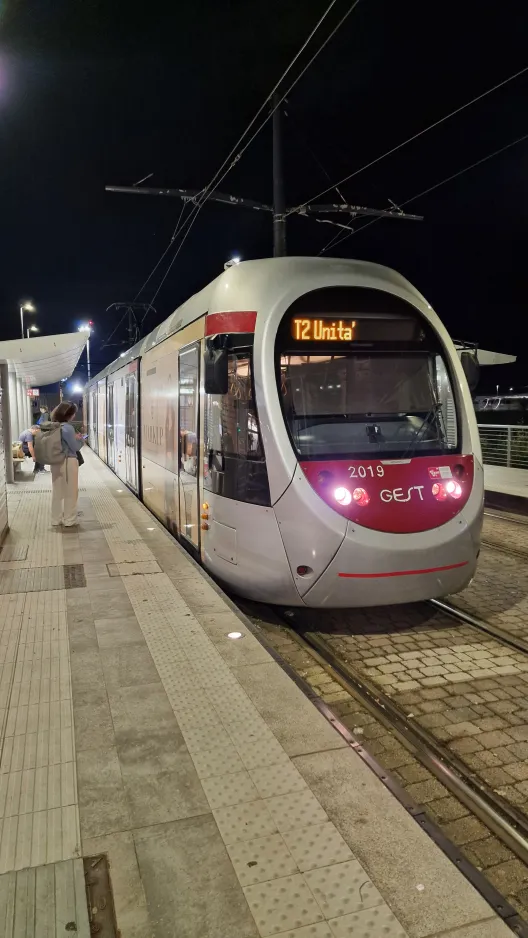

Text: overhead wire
xmin=284 ymin=106 xmax=349 ymax=204
xmin=128 ymin=0 xmax=344 ymax=309
xmin=286 ymin=63 xmax=528 ymax=218
xmin=143 ymin=0 xmax=363 ymax=307
xmin=318 ymin=130 xmax=528 ymax=254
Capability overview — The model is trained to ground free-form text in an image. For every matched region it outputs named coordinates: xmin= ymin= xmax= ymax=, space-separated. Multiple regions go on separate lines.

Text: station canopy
xmin=474 ymin=349 xmax=517 ymax=366
xmin=454 ymin=344 xmax=517 ymax=366
xmin=0 ymin=332 xmax=87 ymax=387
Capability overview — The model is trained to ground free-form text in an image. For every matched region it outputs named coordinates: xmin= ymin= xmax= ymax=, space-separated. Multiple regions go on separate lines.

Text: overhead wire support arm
xmin=299 ymin=203 xmax=423 ymax=221
xmin=105 ymin=185 xmax=273 ymax=213
xmin=106 ymin=184 xmax=422 ymax=224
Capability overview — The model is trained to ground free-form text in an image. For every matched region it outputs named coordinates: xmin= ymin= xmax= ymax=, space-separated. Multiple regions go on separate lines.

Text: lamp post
xmin=27 ymin=325 xmax=39 ymax=339
xmin=20 ymin=301 xmax=36 ymax=338
xmin=78 ymin=322 xmax=93 ymax=381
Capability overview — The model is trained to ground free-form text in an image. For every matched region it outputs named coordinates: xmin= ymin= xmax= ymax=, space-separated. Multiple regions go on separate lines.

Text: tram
xmin=86 ymin=257 xmax=483 ymax=607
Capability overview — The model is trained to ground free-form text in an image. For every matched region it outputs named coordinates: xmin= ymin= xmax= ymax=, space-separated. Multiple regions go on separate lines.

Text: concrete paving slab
xmin=232 ymin=661 xmax=347 ymax=757
xmin=94 ymin=615 xmax=146 ymax=648
xmin=133 ymin=815 xmax=258 ymax=938
xmin=77 ymin=747 xmax=131 ymax=840
xmin=107 ymin=681 xmax=175 ymax=735
xmin=292 ymin=746 xmax=498 ymax=938
xmin=73 ymin=700 xmax=115 ymax=752
xmin=116 ymin=725 xmax=209 ymax=827
xmin=100 ymin=643 xmax=160 ymax=689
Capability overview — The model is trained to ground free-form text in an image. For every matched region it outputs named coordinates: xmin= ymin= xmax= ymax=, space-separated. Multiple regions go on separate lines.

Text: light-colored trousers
xmin=51 ymin=458 xmax=79 ymax=526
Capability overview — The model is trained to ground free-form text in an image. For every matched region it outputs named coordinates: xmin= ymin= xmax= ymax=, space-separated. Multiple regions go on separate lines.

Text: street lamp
xmin=78 ymin=322 xmax=93 ymax=381
xmin=224 ymin=256 xmax=241 ymax=270
xmin=20 ymin=301 xmax=36 ymax=339
xmin=27 ymin=325 xmax=39 ymax=338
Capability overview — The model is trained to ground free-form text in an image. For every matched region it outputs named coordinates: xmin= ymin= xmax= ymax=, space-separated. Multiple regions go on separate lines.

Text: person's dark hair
xmin=51 ymin=401 xmax=77 ymax=423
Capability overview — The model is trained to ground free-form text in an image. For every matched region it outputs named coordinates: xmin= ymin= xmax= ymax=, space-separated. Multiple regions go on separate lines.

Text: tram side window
xmin=204 ymin=353 xmax=270 ymax=506
xmin=435 ymin=354 xmax=457 ymax=447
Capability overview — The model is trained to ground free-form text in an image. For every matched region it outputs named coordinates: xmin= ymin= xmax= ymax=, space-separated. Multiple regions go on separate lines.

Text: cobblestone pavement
xmin=482 ymin=513 xmax=528 ymax=557
xmin=292 ymin=601 xmax=528 ymax=811
xmin=451 ymin=545 xmax=528 ymax=642
xmin=242 ymin=609 xmax=528 ymax=922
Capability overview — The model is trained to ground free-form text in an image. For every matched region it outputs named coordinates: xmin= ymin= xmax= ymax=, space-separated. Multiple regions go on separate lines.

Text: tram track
xmin=482 ymin=509 xmax=528 ymax=560
xmin=236 ymin=597 xmax=528 ymax=935
xmin=484 ymin=510 xmax=528 ymax=527
xmin=429 ymin=598 xmax=528 ymax=656
xmin=482 ymin=539 xmax=528 ymax=561
xmin=279 ymin=608 xmax=528 ymax=866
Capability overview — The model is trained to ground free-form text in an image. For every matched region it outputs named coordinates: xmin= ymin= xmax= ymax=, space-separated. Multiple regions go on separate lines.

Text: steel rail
xmin=283 ymin=617 xmax=528 ymax=869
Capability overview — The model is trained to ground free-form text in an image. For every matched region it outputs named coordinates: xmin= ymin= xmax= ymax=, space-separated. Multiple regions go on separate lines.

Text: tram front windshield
xmin=279 ymin=351 xmax=458 ymax=460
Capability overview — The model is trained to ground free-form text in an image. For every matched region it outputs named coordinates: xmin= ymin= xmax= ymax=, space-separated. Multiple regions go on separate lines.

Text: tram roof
xmin=87 ymin=257 xmax=516 ymax=385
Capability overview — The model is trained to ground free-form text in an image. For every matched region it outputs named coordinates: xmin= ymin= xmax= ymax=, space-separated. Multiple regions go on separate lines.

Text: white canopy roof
xmin=455 ymin=345 xmax=516 ymax=366
xmin=476 ymin=348 xmax=516 ymax=366
xmin=0 ymin=333 xmax=87 ymax=387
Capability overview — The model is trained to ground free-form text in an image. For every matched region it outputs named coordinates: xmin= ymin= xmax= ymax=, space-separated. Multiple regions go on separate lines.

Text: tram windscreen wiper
xmin=404 ymin=401 xmax=444 ymax=457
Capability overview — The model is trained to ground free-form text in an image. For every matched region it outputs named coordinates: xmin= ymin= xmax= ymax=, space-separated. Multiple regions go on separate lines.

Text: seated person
xmin=19 ymin=426 xmax=45 ymax=473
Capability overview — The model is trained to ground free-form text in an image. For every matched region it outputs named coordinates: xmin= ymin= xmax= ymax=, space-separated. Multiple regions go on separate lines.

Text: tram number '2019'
xmin=348 ymin=465 xmax=384 ymax=478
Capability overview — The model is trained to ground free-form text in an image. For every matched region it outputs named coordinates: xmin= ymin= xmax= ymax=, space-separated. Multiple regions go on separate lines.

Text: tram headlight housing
xmin=334 ymin=486 xmax=352 ymax=506
xmin=432 ymin=480 xmax=462 ymax=501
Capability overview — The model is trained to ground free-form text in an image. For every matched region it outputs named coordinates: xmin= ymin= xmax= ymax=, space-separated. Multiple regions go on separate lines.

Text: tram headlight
xmin=445 ymin=479 xmax=462 ymax=499
xmin=334 ymin=486 xmax=352 ymax=506
xmin=432 ymin=481 xmax=462 ymax=501
xmin=352 ymin=487 xmax=370 ymax=507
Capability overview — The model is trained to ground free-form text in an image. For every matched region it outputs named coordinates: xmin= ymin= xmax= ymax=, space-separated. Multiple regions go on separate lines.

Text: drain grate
xmin=64 ymin=563 xmax=86 ymax=589
xmin=84 ymin=855 xmax=118 ymax=937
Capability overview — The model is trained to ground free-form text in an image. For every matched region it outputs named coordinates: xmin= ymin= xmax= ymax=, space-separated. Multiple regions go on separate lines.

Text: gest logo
xmin=380 ymin=485 xmax=425 ymax=503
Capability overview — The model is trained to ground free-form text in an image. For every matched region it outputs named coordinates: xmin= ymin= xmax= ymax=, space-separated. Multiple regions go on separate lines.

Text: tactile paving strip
xmin=0 ymin=567 xmax=65 ymax=594
xmin=0 ymin=544 xmax=28 ymax=562
xmin=78 ymin=454 xmax=412 ymax=938
xmin=282 ymin=823 xmax=354 ymax=873
xmin=200 ymin=770 xmax=260 ymax=810
xmin=0 ymin=858 xmax=90 ymax=937
xmin=304 ymin=860 xmax=384 ymax=918
xmin=243 ymin=873 xmax=325 ymax=936
xmin=328 ymin=905 xmax=408 ymax=937
xmin=213 ymin=800 xmax=278 ymax=844
xmin=265 ymin=791 xmax=329 ymax=834
xmin=227 ymin=832 xmax=298 ymax=886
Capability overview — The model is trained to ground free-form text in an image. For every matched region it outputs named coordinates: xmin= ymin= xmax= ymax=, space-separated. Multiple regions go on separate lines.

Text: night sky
xmin=1 ymin=1 xmax=527 ymax=391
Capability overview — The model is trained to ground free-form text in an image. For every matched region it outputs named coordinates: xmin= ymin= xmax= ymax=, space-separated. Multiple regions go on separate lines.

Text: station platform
xmin=484 ymin=465 xmax=528 ymax=514
xmin=0 ymin=452 xmax=513 ymax=937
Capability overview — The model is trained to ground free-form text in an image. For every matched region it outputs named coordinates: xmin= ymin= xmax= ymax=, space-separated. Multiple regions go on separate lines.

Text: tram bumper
xmin=300 ymin=518 xmax=478 ymax=608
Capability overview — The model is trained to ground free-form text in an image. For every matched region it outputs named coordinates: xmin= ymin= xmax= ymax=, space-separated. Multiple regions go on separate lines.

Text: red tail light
xmin=352 ymin=487 xmax=370 ymax=507
xmin=432 ymin=482 xmax=447 ymax=501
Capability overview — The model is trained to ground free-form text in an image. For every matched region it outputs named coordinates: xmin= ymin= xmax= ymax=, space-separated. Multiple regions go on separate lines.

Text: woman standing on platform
xmin=50 ymin=401 xmax=84 ymax=527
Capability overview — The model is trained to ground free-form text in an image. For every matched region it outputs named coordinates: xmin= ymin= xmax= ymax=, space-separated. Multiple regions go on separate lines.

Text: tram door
xmin=178 ymin=344 xmax=200 ymax=549
xmin=107 ymin=381 xmax=116 ymax=470
xmin=125 ymin=371 xmax=138 ymax=492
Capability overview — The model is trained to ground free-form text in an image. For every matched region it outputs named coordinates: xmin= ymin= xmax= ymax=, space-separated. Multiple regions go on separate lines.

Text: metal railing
xmin=478 ymin=424 xmax=528 ymax=469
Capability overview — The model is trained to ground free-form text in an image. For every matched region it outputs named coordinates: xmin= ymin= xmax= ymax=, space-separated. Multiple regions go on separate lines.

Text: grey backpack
xmin=34 ymin=422 xmax=65 ymax=466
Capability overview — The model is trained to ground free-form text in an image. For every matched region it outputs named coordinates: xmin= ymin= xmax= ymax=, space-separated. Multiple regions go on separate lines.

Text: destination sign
xmin=291 ymin=317 xmax=357 ymax=342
